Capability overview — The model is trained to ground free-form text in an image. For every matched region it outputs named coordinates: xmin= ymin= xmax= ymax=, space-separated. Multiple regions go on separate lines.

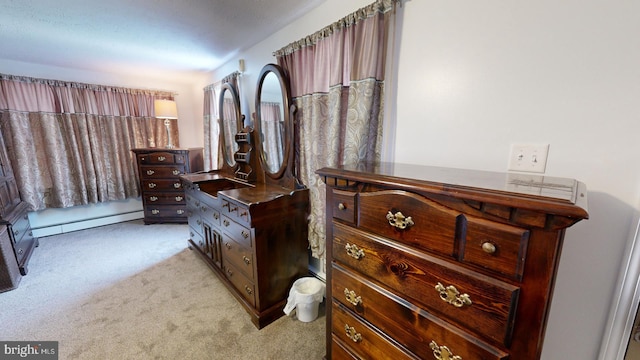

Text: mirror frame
xmin=218 ymin=82 xmax=243 ymax=170
xmin=254 ymin=63 xmax=294 ymax=186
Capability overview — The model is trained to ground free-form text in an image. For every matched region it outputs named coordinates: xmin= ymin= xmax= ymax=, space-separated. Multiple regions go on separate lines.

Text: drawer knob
xmin=344 ymin=288 xmax=362 ymax=306
xmin=223 ymin=219 xmax=230 ymax=227
xmin=151 ymin=209 xmax=160 ymax=215
xmin=213 ymin=213 xmax=219 ymax=220
xmin=386 ymin=211 xmax=414 ymax=229
xmin=345 ymin=243 xmax=365 ymax=260
xmin=243 ymin=256 xmax=251 ymax=265
xmin=226 ymin=268 xmax=233 ymax=276
xmin=244 ymin=285 xmax=253 ymax=295
xmin=435 ymin=282 xmax=472 ymax=308
xmin=146 ymin=170 xmax=155 ymax=175
xmin=429 ymin=340 xmax=462 ymax=360
xmin=338 ymin=203 xmax=346 ymax=210
xmin=148 ymin=183 xmax=157 ymax=188
xmin=241 ymin=230 xmax=249 ymax=239
xmin=150 ymin=196 xmax=158 ymax=202
xmin=344 ymin=324 xmax=362 ymax=343
xmin=481 ymin=241 xmax=496 ymax=254
xmin=175 ymin=196 xmax=183 ymax=202
xmin=158 ymin=156 xmax=166 ymax=162
xmin=176 ymin=209 xmax=184 ymax=215
xmin=173 ymin=183 xmax=181 ymax=189
xmin=173 ymin=169 xmax=181 ymax=175
xmin=225 ymin=242 xmax=232 ymax=250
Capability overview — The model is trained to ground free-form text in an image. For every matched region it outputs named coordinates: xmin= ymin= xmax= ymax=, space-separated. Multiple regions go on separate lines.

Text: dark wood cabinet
xmin=0 ymin=130 xmax=37 ymax=292
xmin=318 ymin=162 xmax=589 ymax=359
xmin=181 ymin=171 xmax=310 ymax=329
xmin=132 ymin=148 xmax=203 ymax=224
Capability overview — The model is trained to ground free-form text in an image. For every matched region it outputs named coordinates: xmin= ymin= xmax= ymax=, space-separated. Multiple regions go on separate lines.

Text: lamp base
xmin=164 ymin=119 xmax=174 ymax=149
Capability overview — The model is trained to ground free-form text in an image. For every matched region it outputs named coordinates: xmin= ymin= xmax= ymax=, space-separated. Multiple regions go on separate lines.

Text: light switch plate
xmin=508 ymin=143 xmax=549 ymax=173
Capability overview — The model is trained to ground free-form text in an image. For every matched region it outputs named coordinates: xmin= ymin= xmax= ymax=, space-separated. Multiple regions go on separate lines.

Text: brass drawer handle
xmin=196 ymin=219 xmax=202 ymax=225
xmin=157 ymin=156 xmax=166 ymax=162
xmin=229 ymin=206 xmax=237 ymax=212
xmin=429 ymin=340 xmax=462 ymax=360
xmin=241 ymin=230 xmax=249 ymax=239
xmin=173 ymin=183 xmax=181 ymax=189
xmin=176 ymin=209 xmax=184 ymax=215
xmin=244 ymin=285 xmax=253 ymax=295
xmin=338 ymin=203 xmax=346 ymax=210
xmin=344 ymin=324 xmax=362 ymax=343
xmin=225 ymin=242 xmax=232 ymax=250
xmin=175 ymin=196 xmax=183 ymax=202
xmin=172 ymin=169 xmax=181 ymax=175
xmin=482 ymin=241 xmax=496 ymax=254
xmin=151 ymin=209 xmax=160 ymax=215
xmin=226 ymin=268 xmax=233 ymax=276
xmin=148 ymin=182 xmax=157 ymax=188
xmin=435 ymin=282 xmax=472 ymax=308
xmin=345 ymin=243 xmax=365 ymax=260
xmin=243 ymin=256 xmax=251 ymax=265
xmin=386 ymin=211 xmax=414 ymax=229
xmin=149 ymin=196 xmax=158 ymax=202
xmin=146 ymin=170 xmax=155 ymax=175
xmin=344 ymin=288 xmax=362 ymax=306
xmin=223 ymin=219 xmax=230 ymax=227
xmin=213 ymin=213 xmax=219 ymax=220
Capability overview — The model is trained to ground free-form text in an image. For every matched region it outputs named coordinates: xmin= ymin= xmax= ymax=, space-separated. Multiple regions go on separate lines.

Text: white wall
xmin=208 ymin=0 xmax=640 ymax=358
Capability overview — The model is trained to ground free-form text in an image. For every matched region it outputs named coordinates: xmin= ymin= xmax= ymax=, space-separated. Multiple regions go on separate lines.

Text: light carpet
xmin=0 ymin=220 xmax=325 ymax=359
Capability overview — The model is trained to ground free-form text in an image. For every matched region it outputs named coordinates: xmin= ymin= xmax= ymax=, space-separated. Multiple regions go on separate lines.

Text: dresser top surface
xmin=318 ymin=161 xmax=588 ymax=218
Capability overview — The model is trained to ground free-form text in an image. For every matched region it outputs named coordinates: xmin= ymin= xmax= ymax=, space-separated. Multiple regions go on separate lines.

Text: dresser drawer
xmin=144 ymin=205 xmax=186 ymax=219
xmin=332 ymin=300 xmax=415 ymax=359
xmin=221 ymin=215 xmax=253 ymax=249
xmin=223 ymin=262 xmax=256 ymax=307
xmin=461 ymin=215 xmax=530 ymax=281
xmin=332 ymin=263 xmax=509 ymax=360
xmin=358 ymin=190 xmax=459 ymax=257
xmin=333 ymin=222 xmax=519 ymax=346
xmin=143 ymin=192 xmax=186 ymax=206
xmin=222 ymin=236 xmax=255 ymax=281
xmin=221 ymin=198 xmax=250 ymax=226
xmin=141 ymin=179 xmax=183 ymax=192
xmin=140 ymin=165 xmax=187 ymax=179
xmin=331 ymin=189 xmax=356 ymax=225
xmin=137 ymin=152 xmax=186 ymax=164
xmin=11 ymin=215 xmax=32 ymax=244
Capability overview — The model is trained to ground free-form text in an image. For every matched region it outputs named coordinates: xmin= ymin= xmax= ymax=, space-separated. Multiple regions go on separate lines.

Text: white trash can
xmin=283 ymin=277 xmax=325 ymax=322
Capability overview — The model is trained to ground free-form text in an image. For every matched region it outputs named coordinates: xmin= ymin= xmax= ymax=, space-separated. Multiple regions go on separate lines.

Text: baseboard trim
xmin=32 ymin=211 xmax=145 ymax=238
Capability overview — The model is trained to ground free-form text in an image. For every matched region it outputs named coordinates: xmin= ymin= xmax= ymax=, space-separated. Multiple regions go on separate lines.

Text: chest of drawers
xmin=181 ymin=172 xmax=310 ymax=329
xmin=317 ymin=162 xmax=588 ymax=359
xmin=132 ymin=148 xmax=203 ymax=224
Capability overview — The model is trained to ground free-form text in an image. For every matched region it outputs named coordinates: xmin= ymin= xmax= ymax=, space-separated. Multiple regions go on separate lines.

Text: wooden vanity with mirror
xmin=180 ymin=64 xmax=309 ymax=329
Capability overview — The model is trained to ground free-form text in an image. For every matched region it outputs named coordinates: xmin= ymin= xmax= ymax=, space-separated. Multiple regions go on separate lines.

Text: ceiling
xmin=0 ymin=0 xmax=325 ymax=77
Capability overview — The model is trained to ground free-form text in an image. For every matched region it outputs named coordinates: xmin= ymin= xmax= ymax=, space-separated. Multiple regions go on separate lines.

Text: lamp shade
xmin=154 ymin=99 xmax=178 ymax=119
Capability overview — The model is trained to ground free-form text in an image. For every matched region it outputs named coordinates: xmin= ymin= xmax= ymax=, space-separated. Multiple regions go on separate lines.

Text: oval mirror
xmin=255 ymin=64 xmax=291 ymax=178
xmin=219 ymin=82 xmax=242 ymax=168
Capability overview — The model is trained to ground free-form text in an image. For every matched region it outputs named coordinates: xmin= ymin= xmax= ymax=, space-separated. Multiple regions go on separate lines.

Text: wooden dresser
xmin=317 ymin=162 xmax=588 ymax=359
xmin=132 ymin=148 xmax=203 ymax=224
xmin=181 ymin=172 xmax=309 ymax=328
xmin=0 ymin=130 xmax=37 ymax=292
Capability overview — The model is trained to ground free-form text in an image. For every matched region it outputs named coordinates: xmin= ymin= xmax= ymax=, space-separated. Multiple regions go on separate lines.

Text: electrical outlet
xmin=508 ymin=143 xmax=549 ymax=173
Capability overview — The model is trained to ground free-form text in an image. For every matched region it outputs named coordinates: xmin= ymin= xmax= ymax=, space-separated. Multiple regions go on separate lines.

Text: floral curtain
xmin=203 ymin=72 xmax=240 ymax=171
xmin=0 ymin=74 xmax=175 ymax=211
xmin=274 ymin=0 xmax=399 ymax=259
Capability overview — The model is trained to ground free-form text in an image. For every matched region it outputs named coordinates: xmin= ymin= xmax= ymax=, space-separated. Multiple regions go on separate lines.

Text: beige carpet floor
xmin=0 ymin=220 xmax=325 ymax=359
